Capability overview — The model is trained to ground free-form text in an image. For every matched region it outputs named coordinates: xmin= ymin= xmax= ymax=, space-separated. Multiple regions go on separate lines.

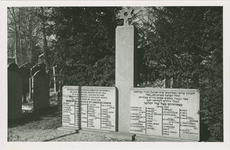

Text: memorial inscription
xmin=62 ymin=86 xmax=117 ymax=131
xmin=130 ymin=88 xmax=200 ymax=141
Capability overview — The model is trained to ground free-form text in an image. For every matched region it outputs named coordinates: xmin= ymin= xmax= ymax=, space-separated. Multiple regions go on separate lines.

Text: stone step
xmin=105 ymin=132 xmax=136 ymax=141
xmin=79 ymin=128 xmax=110 ymax=136
xmin=57 ymin=126 xmax=79 ymax=133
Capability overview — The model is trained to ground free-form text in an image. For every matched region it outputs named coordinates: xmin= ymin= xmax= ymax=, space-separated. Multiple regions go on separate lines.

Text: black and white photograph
xmin=1 ymin=0 xmax=229 ymax=150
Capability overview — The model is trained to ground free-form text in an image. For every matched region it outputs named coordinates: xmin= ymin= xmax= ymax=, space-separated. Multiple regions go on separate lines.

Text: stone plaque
xmin=130 ymin=88 xmax=200 ymax=141
xmin=62 ymin=86 xmax=117 ymax=131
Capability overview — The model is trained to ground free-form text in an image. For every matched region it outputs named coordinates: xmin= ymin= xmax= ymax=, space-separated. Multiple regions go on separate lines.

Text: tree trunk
xmin=10 ymin=8 xmax=19 ymax=65
xmin=41 ymin=7 xmax=50 ymax=71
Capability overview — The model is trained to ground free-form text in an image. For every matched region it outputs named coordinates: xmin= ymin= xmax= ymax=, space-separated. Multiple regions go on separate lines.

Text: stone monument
xmin=8 ymin=63 xmax=22 ymax=119
xmin=30 ymin=63 xmax=47 ymax=100
xmin=8 ymin=63 xmax=19 ymax=72
xmin=21 ymin=62 xmax=34 ymax=70
xmin=18 ymin=66 xmax=30 ymax=103
xmin=115 ymin=7 xmax=138 ymax=133
xmin=111 ymin=7 xmax=200 ymax=141
xmin=58 ymin=7 xmax=200 ymax=142
xmin=31 ymin=63 xmax=46 ymax=76
xmin=32 ymin=70 xmax=50 ymax=111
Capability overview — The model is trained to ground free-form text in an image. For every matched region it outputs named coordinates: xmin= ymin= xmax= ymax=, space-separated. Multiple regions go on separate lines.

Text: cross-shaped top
xmin=117 ymin=7 xmax=134 ymax=26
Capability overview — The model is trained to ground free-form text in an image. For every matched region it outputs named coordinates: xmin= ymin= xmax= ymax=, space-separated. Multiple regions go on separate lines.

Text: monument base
xmin=105 ymin=132 xmax=136 ymax=141
xmin=57 ymin=126 xmax=79 ymax=132
xmin=79 ymin=128 xmax=111 ymax=136
xmin=135 ymin=134 xmax=198 ymax=142
xmin=58 ymin=127 xmax=111 ymax=136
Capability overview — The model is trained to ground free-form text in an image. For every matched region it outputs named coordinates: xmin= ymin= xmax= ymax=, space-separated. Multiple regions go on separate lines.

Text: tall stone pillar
xmin=116 ymin=25 xmax=138 ymax=133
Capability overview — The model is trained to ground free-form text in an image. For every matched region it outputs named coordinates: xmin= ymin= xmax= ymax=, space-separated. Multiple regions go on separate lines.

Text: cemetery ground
xmin=7 ymin=89 xmax=138 ymax=142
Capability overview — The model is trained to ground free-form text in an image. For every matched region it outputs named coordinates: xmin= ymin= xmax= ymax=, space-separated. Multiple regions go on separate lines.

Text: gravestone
xmin=60 ymin=86 xmax=117 ymax=131
xmin=21 ymin=62 xmax=34 ymax=99
xmin=8 ymin=64 xmax=22 ymax=119
xmin=32 ymin=70 xmax=50 ymax=111
xmin=130 ymin=88 xmax=200 ymax=141
xmin=31 ymin=63 xmax=46 ymax=76
xmin=8 ymin=63 xmax=19 ymax=72
xmin=31 ymin=63 xmax=46 ymax=100
xmin=21 ymin=62 xmax=34 ymax=69
xmin=18 ymin=66 xmax=30 ymax=103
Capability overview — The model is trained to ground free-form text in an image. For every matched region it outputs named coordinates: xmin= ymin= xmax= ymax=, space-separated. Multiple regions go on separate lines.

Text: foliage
xmin=7 ymin=7 xmax=43 ymax=65
xmin=133 ymin=7 xmax=223 ymax=141
xmin=49 ymin=7 xmax=121 ymax=87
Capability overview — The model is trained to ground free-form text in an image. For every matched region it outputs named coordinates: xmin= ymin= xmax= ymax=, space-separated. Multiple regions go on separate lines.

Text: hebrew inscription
xmin=130 ymin=88 xmax=200 ymax=141
xmin=62 ymin=86 xmax=116 ymax=131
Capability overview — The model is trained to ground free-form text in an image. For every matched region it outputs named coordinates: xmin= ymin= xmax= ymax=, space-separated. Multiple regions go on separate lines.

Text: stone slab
xmin=62 ymin=86 xmax=117 ymax=131
xmin=130 ymin=88 xmax=200 ymax=141
xmin=105 ymin=132 xmax=136 ymax=141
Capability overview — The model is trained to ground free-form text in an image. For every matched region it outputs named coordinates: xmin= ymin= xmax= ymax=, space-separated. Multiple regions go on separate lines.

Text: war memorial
xmin=58 ymin=8 xmax=200 ymax=142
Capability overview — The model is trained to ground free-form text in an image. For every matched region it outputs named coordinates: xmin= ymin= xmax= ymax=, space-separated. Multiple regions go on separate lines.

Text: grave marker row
xmin=8 ymin=63 xmax=50 ymax=119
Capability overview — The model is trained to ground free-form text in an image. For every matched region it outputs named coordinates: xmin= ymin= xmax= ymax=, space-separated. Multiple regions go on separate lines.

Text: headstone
xmin=8 ymin=63 xmax=19 ymax=72
xmin=21 ymin=62 xmax=34 ymax=70
xmin=8 ymin=66 xmax=22 ymax=119
xmin=32 ymin=70 xmax=50 ymax=111
xmin=30 ymin=63 xmax=47 ymax=100
xmin=38 ymin=53 xmax=45 ymax=64
xmin=115 ymin=13 xmax=138 ymax=132
xmin=38 ymin=63 xmax=46 ymax=71
xmin=18 ymin=66 xmax=30 ymax=103
xmin=130 ymin=88 xmax=200 ymax=141
xmin=31 ymin=63 xmax=46 ymax=76
xmin=61 ymin=86 xmax=117 ymax=131
xmin=21 ymin=63 xmax=34 ymax=101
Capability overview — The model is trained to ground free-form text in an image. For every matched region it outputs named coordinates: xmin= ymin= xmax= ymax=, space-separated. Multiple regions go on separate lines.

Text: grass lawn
xmin=7 ymin=91 xmax=135 ymax=142
xmin=8 ymin=105 xmax=64 ymax=141
xmin=8 ymin=91 xmax=65 ymax=142
xmin=8 ymin=92 xmax=114 ymax=142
